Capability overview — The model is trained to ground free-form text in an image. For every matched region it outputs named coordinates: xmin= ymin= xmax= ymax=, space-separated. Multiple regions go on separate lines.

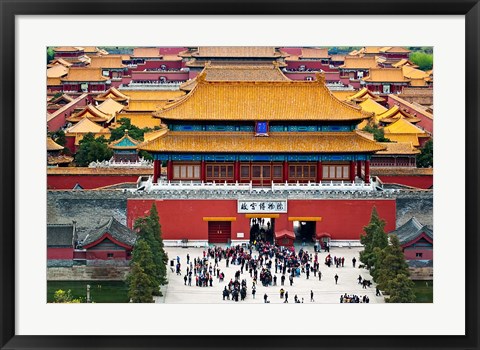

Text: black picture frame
xmin=1 ymin=1 xmax=479 ymax=349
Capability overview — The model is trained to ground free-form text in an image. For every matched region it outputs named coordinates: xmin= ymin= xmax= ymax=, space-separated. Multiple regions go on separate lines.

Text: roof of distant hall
xmin=81 ymin=217 xmax=137 ymax=248
xmin=389 ymin=217 xmax=432 ymax=246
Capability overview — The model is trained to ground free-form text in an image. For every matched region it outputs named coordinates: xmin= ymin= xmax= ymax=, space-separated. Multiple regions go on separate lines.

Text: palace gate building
xmin=127 ymin=73 xmax=396 ymax=245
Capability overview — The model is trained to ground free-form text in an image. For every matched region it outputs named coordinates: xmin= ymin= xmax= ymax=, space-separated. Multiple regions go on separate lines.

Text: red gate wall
xmin=127 ymin=199 xmax=396 ymax=241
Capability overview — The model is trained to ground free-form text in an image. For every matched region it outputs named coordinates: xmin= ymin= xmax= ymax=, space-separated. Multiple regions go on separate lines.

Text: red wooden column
xmin=167 ymin=160 xmax=173 ymax=181
xmin=283 ymin=160 xmax=289 ymax=183
xmin=349 ymin=161 xmax=355 ymax=182
xmin=356 ymin=160 xmax=362 ymax=178
xmin=153 ymin=160 xmax=160 ymax=183
xmin=316 ymin=161 xmax=323 ymax=183
xmin=365 ymin=160 xmax=370 ymax=183
xmin=201 ymin=160 xmax=206 ymax=182
xmin=234 ymin=161 xmax=240 ymax=182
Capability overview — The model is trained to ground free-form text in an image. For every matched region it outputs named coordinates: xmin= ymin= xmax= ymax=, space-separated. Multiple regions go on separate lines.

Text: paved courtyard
xmin=158 ymin=245 xmax=384 ymax=304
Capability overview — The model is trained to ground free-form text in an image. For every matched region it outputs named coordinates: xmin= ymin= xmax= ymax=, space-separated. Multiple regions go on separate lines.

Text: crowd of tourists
xmin=174 ymin=241 xmax=378 ymax=303
xmin=340 ymin=293 xmax=370 ymax=303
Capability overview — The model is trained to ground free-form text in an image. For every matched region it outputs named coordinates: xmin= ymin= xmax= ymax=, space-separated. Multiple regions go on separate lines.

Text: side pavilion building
xmin=141 ymin=73 xmax=385 ymax=185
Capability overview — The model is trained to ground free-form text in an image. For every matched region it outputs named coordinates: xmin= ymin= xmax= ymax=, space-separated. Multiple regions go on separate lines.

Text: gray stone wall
xmin=47 ymin=266 xmax=130 ymax=281
xmin=47 ymin=189 xmax=433 ymax=230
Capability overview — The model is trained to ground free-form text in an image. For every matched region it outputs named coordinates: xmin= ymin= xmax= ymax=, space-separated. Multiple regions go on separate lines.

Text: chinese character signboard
xmin=237 ymin=200 xmax=287 ymax=213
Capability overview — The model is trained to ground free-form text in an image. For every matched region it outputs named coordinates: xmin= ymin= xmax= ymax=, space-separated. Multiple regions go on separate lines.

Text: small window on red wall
xmin=107 ymin=253 xmax=114 ymax=258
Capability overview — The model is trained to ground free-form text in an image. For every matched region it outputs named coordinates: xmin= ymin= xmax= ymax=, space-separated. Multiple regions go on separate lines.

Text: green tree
xmin=359 ymin=207 xmax=389 ymax=270
xmin=74 ymin=133 xmax=113 ymax=166
xmin=53 ymin=289 xmax=81 ymax=303
xmin=409 ymin=52 xmax=433 ymax=71
xmin=127 ymin=262 xmax=154 ymax=303
xmin=363 ymin=124 xmax=390 ymax=142
xmin=47 ymin=47 xmax=55 ymax=63
xmin=416 ymin=139 xmax=433 ymax=168
xmin=132 ymin=203 xmax=168 ymax=294
xmin=374 ymin=235 xmax=410 ymax=289
xmin=110 ymin=118 xmax=151 ymax=142
xmin=384 ymin=274 xmax=416 ymax=303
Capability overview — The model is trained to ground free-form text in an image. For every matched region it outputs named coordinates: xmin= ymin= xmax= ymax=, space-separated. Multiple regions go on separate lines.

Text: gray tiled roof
xmin=389 ymin=217 xmax=433 ymax=245
xmin=81 ymin=217 xmax=137 ymax=247
xmin=47 ymin=224 xmax=74 ymax=247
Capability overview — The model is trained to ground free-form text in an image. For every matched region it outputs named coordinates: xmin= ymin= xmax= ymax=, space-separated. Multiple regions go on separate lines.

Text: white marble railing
xmin=139 ymin=177 xmax=380 ymax=192
xmin=89 ymin=157 xmax=153 ymax=168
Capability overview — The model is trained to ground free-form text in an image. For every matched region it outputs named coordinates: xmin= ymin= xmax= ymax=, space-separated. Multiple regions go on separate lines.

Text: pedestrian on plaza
xmin=281 ymin=274 xmax=285 ymax=286
xmin=186 ymin=253 xmax=190 ymax=264
xmin=273 ymin=275 xmax=277 ymax=286
xmin=341 ymin=257 xmax=344 ymax=267
xmin=376 ymin=287 xmax=381 ymax=296
xmin=184 ymin=274 xmax=187 ymax=285
xmin=188 ymin=275 xmax=192 ymax=286
xmin=284 ymin=291 xmax=289 ymax=303
xmin=358 ymin=275 xmax=363 ymax=284
xmin=289 ymin=274 xmax=294 ymax=286
xmin=310 ymin=290 xmax=314 ymax=302
xmin=334 ymin=274 xmax=339 ymax=284
xmin=318 ymin=270 xmax=322 ymax=281
xmin=264 ymin=293 xmax=269 ymax=303
xmin=306 ymin=268 xmax=310 ymax=279
xmin=252 ymin=287 xmax=256 ymax=299
xmin=352 ymin=257 xmax=356 ymax=268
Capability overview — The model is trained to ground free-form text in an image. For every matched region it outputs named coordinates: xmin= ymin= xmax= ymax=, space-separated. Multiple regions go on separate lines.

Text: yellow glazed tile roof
xmin=155 ymin=76 xmax=372 ymax=122
xmin=380 ymin=46 xmax=411 ymax=53
xmin=139 ymin=131 xmax=386 ymax=153
xmin=48 ymin=58 xmax=73 ymax=67
xmin=89 ymin=55 xmax=126 ymax=69
xmin=132 ymin=47 xmax=161 ymax=58
xmin=359 ymin=98 xmax=388 ymax=116
xmin=299 ymin=48 xmax=330 ymax=59
xmin=383 ymin=134 xmax=420 ymax=147
xmin=378 ymin=105 xmax=421 ymax=124
xmin=143 ymin=128 xmax=169 ymax=142
xmin=193 ymin=46 xmax=282 ymax=58
xmin=180 ymin=64 xmax=290 ymax=91
xmin=340 ymin=56 xmax=378 ymax=69
xmin=61 ymin=68 xmax=109 ymax=82
xmin=347 ymin=87 xmax=385 ymax=102
xmin=94 ymin=87 xmax=130 ymax=101
xmin=363 ymin=68 xmax=410 ymax=83
xmin=47 ymin=64 xmax=69 ymax=78
xmin=330 ymin=90 xmax=356 ymax=101
xmin=47 ymin=77 xmax=62 ymax=86
xmin=115 ymin=113 xmax=161 ymax=129
xmin=126 ymin=100 xmax=168 ymax=111
xmin=96 ymin=98 xmax=125 ymax=116
xmin=66 ymin=105 xmax=110 ymax=123
xmin=47 ymin=137 xmax=64 ymax=151
xmin=66 ymin=117 xmax=110 ymax=134
xmin=363 ymin=47 xmax=383 ymax=54
xmin=402 ymin=65 xmax=429 ymax=80
xmin=376 ymin=142 xmax=420 ymax=155
xmin=383 ymin=117 xmax=427 ymax=135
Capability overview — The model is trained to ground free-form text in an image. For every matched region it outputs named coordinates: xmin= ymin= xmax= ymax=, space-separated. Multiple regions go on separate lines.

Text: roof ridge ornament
xmin=315 ymin=72 xmax=326 ymax=83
